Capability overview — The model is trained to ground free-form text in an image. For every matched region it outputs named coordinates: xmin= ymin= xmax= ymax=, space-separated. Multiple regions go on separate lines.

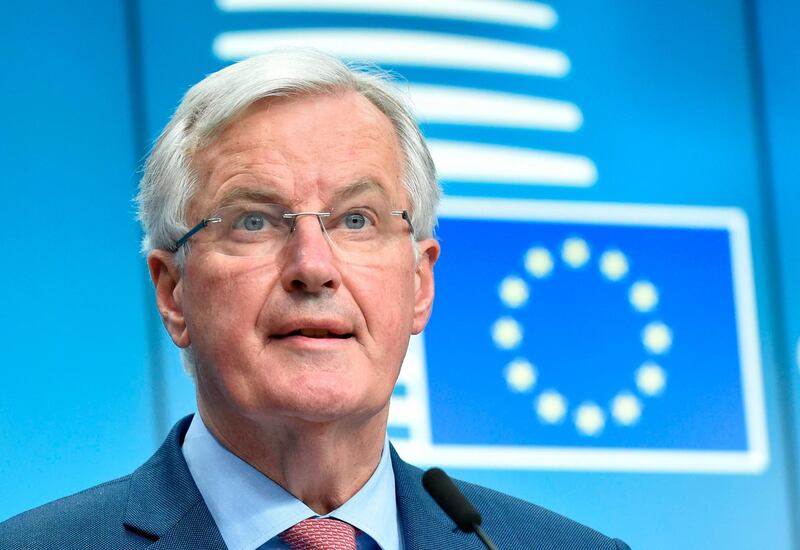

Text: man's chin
xmin=275 ymin=394 xmax=390 ymax=428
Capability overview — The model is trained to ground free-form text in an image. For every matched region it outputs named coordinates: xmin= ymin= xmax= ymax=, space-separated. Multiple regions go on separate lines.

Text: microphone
xmin=422 ymin=467 xmax=499 ymax=550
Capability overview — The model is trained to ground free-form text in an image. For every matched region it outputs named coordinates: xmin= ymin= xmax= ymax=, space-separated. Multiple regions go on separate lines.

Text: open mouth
xmin=273 ymin=328 xmax=353 ymax=340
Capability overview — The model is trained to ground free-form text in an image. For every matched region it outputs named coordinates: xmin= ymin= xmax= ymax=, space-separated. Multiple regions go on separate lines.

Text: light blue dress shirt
xmin=182 ymin=414 xmax=403 ymax=550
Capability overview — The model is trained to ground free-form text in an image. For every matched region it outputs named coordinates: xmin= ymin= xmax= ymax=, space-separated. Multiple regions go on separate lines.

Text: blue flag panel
xmin=390 ymin=198 xmax=767 ymax=473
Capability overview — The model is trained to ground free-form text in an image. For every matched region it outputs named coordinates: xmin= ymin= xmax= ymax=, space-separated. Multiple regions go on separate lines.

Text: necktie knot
xmin=280 ymin=518 xmax=357 ymax=550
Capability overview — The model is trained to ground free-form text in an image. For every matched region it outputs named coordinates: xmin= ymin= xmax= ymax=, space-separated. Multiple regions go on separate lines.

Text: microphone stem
xmin=473 ymin=524 xmax=499 ymax=550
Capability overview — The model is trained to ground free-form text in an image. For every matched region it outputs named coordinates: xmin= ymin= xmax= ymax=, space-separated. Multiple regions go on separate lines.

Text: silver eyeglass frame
xmin=170 ymin=207 xmax=414 ymax=253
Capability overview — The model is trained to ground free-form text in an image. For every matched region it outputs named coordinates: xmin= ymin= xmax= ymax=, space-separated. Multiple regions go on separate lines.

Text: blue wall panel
xmin=0 ymin=1 xmax=155 ymax=519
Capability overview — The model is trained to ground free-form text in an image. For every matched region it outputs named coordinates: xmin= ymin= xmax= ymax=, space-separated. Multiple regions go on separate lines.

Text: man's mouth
xmin=273 ymin=328 xmax=353 ymax=339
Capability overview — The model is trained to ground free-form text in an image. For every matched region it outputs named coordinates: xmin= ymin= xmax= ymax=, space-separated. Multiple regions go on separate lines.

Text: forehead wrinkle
xmin=191 ymin=141 xmax=293 ymax=219
xmin=204 ymin=150 xmax=290 ymax=192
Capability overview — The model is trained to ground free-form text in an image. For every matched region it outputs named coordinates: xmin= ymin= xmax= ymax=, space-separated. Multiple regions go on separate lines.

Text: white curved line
xmin=408 ymin=84 xmax=582 ymax=131
xmin=429 ymin=140 xmax=597 ymax=186
xmin=213 ymin=29 xmax=570 ymax=77
xmin=215 ymin=0 xmax=558 ymax=30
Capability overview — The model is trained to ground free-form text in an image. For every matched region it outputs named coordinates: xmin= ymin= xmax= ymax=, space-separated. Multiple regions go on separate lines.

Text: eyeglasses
xmin=171 ymin=200 xmax=415 ymax=263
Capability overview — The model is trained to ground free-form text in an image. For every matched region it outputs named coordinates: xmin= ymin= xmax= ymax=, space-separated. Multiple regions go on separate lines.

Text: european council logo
xmin=390 ymin=198 xmax=768 ymax=474
xmin=212 ymin=0 xmax=597 ymax=188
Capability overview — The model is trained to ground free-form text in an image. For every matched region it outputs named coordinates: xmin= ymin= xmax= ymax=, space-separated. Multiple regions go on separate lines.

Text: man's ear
xmin=412 ymin=238 xmax=440 ymax=335
xmin=147 ymin=250 xmax=190 ymax=348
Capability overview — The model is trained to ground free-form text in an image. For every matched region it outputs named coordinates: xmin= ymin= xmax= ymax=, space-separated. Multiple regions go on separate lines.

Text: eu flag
xmin=391 ymin=198 xmax=767 ymax=473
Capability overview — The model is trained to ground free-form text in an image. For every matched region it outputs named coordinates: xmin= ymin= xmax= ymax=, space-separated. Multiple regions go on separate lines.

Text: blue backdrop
xmin=2 ymin=1 xmax=798 ymax=548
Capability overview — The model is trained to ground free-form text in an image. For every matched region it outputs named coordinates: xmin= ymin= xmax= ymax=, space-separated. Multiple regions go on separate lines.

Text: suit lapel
xmin=144 ymin=502 xmax=226 ymax=550
xmin=391 ymin=447 xmax=486 ymax=550
xmin=123 ymin=420 xmax=486 ymax=549
xmin=123 ymin=415 xmax=226 ymax=550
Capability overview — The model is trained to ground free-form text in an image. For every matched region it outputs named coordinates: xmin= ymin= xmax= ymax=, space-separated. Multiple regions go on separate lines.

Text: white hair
xmin=135 ymin=48 xmax=440 ymax=378
xmin=137 ymin=48 xmax=439 ymax=261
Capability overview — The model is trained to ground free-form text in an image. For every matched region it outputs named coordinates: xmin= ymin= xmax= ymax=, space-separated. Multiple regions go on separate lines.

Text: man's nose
xmin=279 ymin=214 xmax=342 ymax=293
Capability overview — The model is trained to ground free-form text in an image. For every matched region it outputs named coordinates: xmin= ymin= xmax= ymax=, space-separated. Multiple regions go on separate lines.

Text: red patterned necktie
xmin=279 ymin=518 xmax=358 ymax=550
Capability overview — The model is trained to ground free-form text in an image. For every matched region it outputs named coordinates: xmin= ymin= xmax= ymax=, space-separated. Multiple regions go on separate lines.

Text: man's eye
xmin=234 ymin=212 xmax=267 ymax=231
xmin=343 ymin=212 xmax=369 ymax=230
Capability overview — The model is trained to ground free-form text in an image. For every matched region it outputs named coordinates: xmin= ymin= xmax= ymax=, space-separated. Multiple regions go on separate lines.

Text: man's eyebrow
xmin=329 ymin=178 xmax=391 ymax=205
xmin=213 ymin=187 xmax=285 ymax=209
xmin=209 ymin=178 xmax=392 ymax=212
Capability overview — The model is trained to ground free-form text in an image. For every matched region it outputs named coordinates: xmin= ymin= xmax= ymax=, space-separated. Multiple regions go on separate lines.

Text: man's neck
xmin=198 ymin=405 xmax=389 ymax=515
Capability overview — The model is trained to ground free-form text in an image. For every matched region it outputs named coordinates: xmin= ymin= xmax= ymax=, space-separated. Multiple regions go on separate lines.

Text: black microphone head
xmin=422 ymin=467 xmax=482 ymax=532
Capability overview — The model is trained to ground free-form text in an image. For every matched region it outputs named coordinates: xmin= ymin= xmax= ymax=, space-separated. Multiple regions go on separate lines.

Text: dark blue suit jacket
xmin=1 ymin=416 xmax=630 ymax=549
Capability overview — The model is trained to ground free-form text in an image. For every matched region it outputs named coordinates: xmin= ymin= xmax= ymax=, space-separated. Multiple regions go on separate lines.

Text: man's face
xmin=149 ymin=91 xmax=438 ymax=428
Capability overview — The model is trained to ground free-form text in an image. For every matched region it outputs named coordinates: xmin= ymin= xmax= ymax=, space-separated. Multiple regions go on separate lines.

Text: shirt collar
xmin=182 ymin=413 xmax=400 ymax=550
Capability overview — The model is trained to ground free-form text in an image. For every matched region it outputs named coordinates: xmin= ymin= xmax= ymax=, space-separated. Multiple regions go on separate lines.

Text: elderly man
xmin=1 ymin=50 xmax=629 ymax=549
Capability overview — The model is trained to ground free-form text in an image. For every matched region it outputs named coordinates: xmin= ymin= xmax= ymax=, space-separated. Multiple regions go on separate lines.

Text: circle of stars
xmin=493 ymin=236 xmax=670 ymax=437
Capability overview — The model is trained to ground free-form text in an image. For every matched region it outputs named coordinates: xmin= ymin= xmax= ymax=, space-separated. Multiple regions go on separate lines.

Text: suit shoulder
xmin=393 ymin=457 xmax=629 ymax=548
xmin=456 ymin=478 xmax=629 ymax=549
xmin=0 ymin=475 xmax=145 ymax=550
